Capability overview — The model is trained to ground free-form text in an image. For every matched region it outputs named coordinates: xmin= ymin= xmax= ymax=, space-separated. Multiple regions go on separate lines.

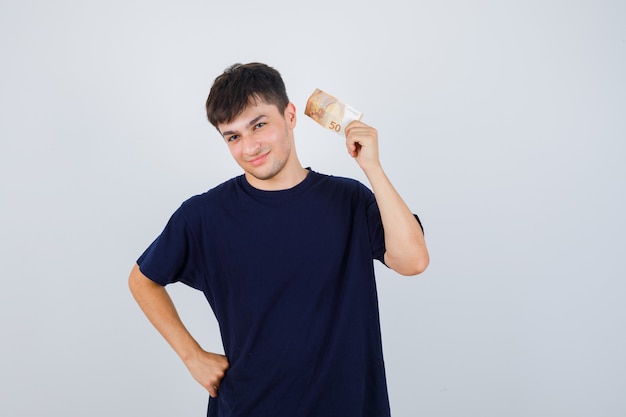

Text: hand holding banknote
xmin=344 ymin=120 xmax=381 ymax=172
xmin=304 ymin=89 xmax=362 ymax=136
xmin=304 ymin=88 xmax=380 ymax=170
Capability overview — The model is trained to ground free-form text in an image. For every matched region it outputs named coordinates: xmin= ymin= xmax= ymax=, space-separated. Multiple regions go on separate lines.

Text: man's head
xmin=206 ymin=63 xmax=290 ymax=129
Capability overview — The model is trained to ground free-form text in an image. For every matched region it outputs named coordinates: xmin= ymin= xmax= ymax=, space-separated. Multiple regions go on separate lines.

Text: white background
xmin=1 ymin=1 xmax=625 ymax=416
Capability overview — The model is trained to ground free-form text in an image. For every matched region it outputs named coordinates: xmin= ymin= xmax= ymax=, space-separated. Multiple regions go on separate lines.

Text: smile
xmin=248 ymin=152 xmax=269 ymax=167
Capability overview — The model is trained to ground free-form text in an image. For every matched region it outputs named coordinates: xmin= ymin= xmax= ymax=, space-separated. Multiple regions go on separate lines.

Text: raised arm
xmin=344 ymin=121 xmax=429 ymax=276
xmin=128 ymin=264 xmax=229 ymax=397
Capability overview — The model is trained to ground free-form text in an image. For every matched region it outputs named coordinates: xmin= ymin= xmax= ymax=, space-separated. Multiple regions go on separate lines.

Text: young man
xmin=128 ymin=62 xmax=429 ymax=417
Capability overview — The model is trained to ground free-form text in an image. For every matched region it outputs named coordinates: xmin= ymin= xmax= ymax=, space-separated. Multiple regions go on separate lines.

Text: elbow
xmin=128 ymin=263 xmax=151 ymax=297
xmin=128 ymin=265 xmax=140 ymax=297
xmin=386 ymin=251 xmax=430 ymax=276
xmin=398 ymin=258 xmax=429 ymax=276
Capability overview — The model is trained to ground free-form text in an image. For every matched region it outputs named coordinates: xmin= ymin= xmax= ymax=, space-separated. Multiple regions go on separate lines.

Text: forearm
xmin=128 ymin=263 xmax=202 ymax=361
xmin=364 ymin=166 xmax=429 ymax=276
xmin=128 ymin=263 xmax=229 ymax=396
xmin=344 ymin=120 xmax=429 ymax=275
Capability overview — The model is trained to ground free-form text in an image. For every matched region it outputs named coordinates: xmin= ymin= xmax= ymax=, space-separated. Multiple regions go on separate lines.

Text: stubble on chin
xmin=248 ymin=158 xmax=285 ymax=181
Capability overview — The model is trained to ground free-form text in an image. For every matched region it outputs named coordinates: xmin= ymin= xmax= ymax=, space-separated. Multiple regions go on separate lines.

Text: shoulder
xmin=305 ymin=171 xmax=376 ymax=210
xmin=176 ymin=176 xmax=242 ymax=215
xmin=311 ymin=170 xmax=373 ymax=197
xmin=310 ymin=170 xmax=367 ymax=190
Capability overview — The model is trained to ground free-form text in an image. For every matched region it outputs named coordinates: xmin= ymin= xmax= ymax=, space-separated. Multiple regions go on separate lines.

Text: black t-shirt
xmin=138 ymin=169 xmax=394 ymax=417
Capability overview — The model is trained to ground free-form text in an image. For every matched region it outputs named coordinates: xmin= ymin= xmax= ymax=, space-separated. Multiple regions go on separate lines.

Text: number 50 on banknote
xmin=304 ymin=88 xmax=362 ymax=136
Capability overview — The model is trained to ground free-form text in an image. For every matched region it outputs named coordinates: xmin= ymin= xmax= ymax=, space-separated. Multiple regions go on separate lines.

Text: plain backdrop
xmin=1 ymin=1 xmax=625 ymax=416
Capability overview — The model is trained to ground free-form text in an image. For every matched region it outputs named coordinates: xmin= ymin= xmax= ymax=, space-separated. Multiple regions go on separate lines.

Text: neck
xmin=246 ymin=161 xmax=309 ymax=191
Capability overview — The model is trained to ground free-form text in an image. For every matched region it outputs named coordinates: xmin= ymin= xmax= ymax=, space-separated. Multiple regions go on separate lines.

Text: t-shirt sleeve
xmin=363 ymin=186 xmax=386 ymax=264
xmin=136 ymin=205 xmax=205 ymax=291
xmin=363 ymin=184 xmax=425 ymax=266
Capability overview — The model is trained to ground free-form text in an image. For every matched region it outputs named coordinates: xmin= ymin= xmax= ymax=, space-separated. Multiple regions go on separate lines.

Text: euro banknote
xmin=304 ymin=88 xmax=362 ymax=136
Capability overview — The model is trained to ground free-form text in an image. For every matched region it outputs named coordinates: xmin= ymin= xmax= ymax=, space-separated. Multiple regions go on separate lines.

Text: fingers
xmin=345 ymin=121 xmax=377 ymax=150
xmin=187 ymin=351 xmax=229 ymax=398
xmin=206 ymin=354 xmax=229 ymax=397
xmin=344 ymin=120 xmax=380 ymax=170
xmin=206 ymin=370 xmax=225 ymax=398
xmin=208 ymin=382 xmax=220 ymax=398
xmin=345 ymin=120 xmax=373 ymax=141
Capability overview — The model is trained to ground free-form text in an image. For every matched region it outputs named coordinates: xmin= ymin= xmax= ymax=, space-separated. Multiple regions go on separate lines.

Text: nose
xmin=242 ymin=134 xmax=262 ymax=155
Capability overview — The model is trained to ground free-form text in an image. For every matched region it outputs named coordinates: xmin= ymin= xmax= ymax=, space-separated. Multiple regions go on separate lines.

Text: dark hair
xmin=205 ymin=62 xmax=290 ymax=128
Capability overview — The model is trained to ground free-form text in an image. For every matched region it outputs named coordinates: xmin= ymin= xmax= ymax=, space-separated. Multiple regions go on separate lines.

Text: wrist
xmin=362 ymin=163 xmax=385 ymax=181
xmin=177 ymin=338 xmax=204 ymax=364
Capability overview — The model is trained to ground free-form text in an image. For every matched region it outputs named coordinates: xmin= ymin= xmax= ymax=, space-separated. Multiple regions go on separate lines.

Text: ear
xmin=284 ymin=102 xmax=297 ymax=128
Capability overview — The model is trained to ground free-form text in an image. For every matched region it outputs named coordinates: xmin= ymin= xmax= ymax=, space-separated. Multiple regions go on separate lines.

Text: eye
xmin=254 ymin=122 xmax=266 ymax=129
xmin=227 ymin=135 xmax=239 ymax=142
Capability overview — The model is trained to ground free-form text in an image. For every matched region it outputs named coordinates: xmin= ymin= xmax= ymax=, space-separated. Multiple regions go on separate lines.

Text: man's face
xmin=218 ymin=100 xmax=297 ymax=188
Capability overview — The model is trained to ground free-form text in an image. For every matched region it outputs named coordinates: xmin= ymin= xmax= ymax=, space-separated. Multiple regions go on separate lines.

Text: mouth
xmin=247 ymin=152 xmax=269 ymax=167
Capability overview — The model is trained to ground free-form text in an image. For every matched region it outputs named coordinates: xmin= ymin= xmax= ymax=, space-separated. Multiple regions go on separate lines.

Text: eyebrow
xmin=221 ymin=115 xmax=267 ymax=138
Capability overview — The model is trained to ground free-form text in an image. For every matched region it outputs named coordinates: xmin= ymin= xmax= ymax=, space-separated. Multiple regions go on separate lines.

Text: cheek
xmin=227 ymin=143 xmax=242 ymax=160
